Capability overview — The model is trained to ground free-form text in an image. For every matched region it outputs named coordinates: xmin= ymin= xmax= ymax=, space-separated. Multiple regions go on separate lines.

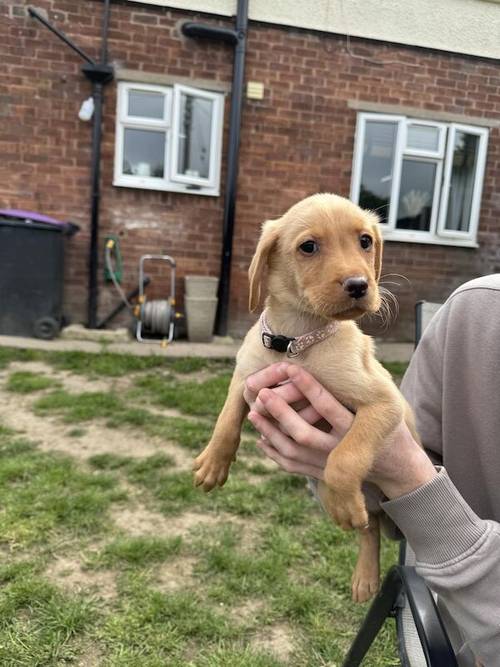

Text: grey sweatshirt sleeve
xmin=382 ymin=469 xmax=500 ymax=665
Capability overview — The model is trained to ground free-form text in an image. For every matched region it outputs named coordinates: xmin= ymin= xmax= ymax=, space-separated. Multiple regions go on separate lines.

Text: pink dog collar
xmin=260 ymin=311 xmax=338 ymax=357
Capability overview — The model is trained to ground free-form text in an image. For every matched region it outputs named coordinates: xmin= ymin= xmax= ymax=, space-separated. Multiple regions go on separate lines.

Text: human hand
xmin=244 ymin=362 xmax=352 ymax=480
xmin=245 ymin=363 xmax=437 ymax=500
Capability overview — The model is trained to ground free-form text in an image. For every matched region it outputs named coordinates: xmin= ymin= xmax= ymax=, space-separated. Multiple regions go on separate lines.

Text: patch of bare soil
xmin=251 ymin=623 xmax=295 ymax=662
xmin=75 ymin=646 xmax=104 ymax=667
xmin=0 ymin=360 xmax=216 ymax=472
xmin=46 ymin=555 xmax=116 ymax=600
xmin=0 ymin=385 xmax=195 ymax=471
xmin=111 ymin=503 xmax=260 ymax=556
xmin=231 ymin=598 xmax=267 ymax=621
xmin=140 ymin=403 xmax=206 ymax=423
xmin=3 ymin=361 xmax=114 ymax=394
xmin=153 ymin=555 xmax=197 ymax=592
xmin=112 ymin=507 xmax=237 ymax=539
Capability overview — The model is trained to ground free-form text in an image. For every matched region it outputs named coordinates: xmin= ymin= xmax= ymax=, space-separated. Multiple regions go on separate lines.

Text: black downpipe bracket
xmin=28 ymin=4 xmax=114 ymax=330
xmin=182 ymin=0 xmax=249 ymax=336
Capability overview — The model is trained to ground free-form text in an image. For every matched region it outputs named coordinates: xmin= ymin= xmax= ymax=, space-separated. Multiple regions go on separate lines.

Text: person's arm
xmin=244 ymin=363 xmax=500 ymax=666
xmin=381 ymin=469 xmax=500 ymax=667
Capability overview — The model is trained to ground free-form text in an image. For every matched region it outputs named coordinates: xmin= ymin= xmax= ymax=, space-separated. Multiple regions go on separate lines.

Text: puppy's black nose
xmin=343 ymin=277 xmax=368 ymax=299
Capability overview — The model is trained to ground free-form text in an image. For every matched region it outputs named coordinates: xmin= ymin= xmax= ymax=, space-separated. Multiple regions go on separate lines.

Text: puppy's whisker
xmin=376 ymin=286 xmax=399 ymax=329
xmin=379 ymin=280 xmax=402 ymax=288
xmin=370 ymin=204 xmax=390 ymax=214
xmin=380 ymin=273 xmax=411 ymax=286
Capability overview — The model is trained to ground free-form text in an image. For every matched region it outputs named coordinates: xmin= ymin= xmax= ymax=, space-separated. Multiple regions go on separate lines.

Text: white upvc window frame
xmin=350 ymin=113 xmax=405 ymax=231
xmin=437 ymin=123 xmax=489 ymax=243
xmin=170 ymin=84 xmax=223 ymax=190
xmin=113 ymin=81 xmax=224 ymax=196
xmin=351 ymin=113 xmax=489 ymax=247
xmin=114 ymin=83 xmax=172 ymax=192
xmin=404 ymin=120 xmax=447 ymax=159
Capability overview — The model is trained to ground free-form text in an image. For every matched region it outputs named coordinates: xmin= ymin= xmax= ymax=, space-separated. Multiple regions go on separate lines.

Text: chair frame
xmin=342 ymin=563 xmax=457 ymax=666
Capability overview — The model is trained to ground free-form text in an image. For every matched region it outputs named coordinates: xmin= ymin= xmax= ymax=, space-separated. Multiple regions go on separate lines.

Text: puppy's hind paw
xmin=351 ymin=569 xmax=379 ymax=603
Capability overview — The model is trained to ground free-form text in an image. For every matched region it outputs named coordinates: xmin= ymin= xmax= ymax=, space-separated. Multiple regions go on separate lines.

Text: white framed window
xmin=351 ymin=113 xmax=489 ymax=246
xmin=114 ymin=81 xmax=224 ymax=196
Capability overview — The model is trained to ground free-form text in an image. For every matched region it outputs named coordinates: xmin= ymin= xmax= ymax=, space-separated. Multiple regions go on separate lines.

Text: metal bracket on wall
xmin=82 ymin=64 xmax=114 ymax=86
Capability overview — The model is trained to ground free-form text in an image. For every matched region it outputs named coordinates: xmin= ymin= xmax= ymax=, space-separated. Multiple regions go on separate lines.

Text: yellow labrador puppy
xmin=193 ymin=193 xmax=419 ymax=602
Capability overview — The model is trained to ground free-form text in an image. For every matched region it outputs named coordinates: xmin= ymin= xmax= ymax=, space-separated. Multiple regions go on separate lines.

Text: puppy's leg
xmin=323 ymin=399 xmax=403 ymax=530
xmin=193 ymin=370 xmax=248 ymax=492
xmin=351 ymin=513 xmax=380 ymax=603
xmin=318 ymin=482 xmax=380 ymax=602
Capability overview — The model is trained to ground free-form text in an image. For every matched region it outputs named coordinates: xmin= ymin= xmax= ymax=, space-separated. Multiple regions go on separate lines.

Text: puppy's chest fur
xmin=236 ymin=317 xmax=391 ymax=410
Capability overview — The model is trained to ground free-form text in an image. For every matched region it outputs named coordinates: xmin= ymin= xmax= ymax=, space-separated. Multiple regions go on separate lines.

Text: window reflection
xmin=445 ymin=132 xmax=479 ymax=233
xmin=123 ymin=128 xmax=166 ymax=178
xmin=358 ymin=121 xmax=397 ymax=224
xmin=128 ymin=90 xmax=164 ymax=120
xmin=396 ymin=160 xmax=436 ymax=231
xmin=177 ymin=94 xmax=213 ymax=179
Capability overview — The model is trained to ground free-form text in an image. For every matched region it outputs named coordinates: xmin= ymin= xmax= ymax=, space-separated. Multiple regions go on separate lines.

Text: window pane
xmin=177 ymin=93 xmax=213 ymax=179
xmin=358 ymin=121 xmax=398 ymax=224
xmin=396 ymin=160 xmax=436 ymax=231
xmin=407 ymin=124 xmax=440 ymax=152
xmin=122 ymin=128 xmax=166 ymax=178
xmin=444 ymin=132 xmax=479 ymax=232
xmin=128 ymin=90 xmax=164 ymax=120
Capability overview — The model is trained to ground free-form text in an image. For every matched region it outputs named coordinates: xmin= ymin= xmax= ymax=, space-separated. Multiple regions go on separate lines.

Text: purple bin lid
xmin=0 ymin=209 xmax=68 ymax=227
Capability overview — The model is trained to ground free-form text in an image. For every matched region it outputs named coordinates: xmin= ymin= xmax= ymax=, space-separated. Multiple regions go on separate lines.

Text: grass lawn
xmin=0 ymin=347 xmax=407 ymax=666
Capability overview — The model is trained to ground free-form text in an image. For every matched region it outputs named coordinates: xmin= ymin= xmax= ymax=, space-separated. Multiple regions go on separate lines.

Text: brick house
xmin=1 ymin=0 xmax=499 ymax=340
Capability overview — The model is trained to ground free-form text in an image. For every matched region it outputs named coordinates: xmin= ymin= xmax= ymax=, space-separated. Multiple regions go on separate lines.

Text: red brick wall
xmin=2 ymin=0 xmax=499 ymax=339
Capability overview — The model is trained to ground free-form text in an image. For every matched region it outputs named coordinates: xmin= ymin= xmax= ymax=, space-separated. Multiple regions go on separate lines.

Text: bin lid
xmin=0 ymin=209 xmax=79 ymax=235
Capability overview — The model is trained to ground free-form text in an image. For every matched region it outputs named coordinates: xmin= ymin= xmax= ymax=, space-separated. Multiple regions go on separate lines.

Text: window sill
xmin=113 ymin=178 xmax=219 ymax=197
xmin=382 ymin=231 xmax=479 ymax=248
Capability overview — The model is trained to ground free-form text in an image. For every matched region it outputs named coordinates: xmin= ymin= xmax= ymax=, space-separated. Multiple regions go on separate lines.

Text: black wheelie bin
xmin=0 ymin=209 xmax=79 ymax=339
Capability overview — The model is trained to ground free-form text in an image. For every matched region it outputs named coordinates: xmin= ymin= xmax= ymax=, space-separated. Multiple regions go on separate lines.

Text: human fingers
xmin=248 ymin=412 xmax=329 ymax=469
xmin=256 ymin=438 xmax=325 ymax=480
xmin=286 ymin=366 xmax=354 ymax=436
xmin=257 ymin=388 xmax=334 ymax=452
xmin=252 ymin=380 xmax=305 ymax=416
xmin=244 ymin=363 xmax=290 ymax=400
xmin=296 ymin=404 xmax=323 ymax=426
xmin=243 ymin=362 xmax=291 ymax=411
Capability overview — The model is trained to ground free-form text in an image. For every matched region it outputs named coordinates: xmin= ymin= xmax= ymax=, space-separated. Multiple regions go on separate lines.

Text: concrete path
xmin=0 ymin=333 xmax=414 ymax=363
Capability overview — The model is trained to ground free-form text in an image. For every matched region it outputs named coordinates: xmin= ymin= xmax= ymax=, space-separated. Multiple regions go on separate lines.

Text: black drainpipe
xmin=182 ymin=0 xmax=249 ymax=336
xmin=28 ymin=3 xmax=114 ymax=329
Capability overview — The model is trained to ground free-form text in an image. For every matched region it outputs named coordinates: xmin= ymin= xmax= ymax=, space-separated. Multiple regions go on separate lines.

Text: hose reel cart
xmin=104 ymin=240 xmax=178 ymax=345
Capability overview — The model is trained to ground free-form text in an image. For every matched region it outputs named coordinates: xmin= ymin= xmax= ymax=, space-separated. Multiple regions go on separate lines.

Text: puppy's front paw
xmin=192 ymin=446 xmax=232 ymax=492
xmin=323 ymin=487 xmax=369 ymax=532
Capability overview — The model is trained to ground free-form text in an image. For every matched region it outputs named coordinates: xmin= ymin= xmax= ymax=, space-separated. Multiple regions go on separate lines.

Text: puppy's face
xmin=249 ymin=193 xmax=383 ymax=320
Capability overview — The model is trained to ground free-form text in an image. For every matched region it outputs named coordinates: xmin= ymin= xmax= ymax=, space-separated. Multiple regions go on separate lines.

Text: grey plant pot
xmin=185 ymin=296 xmax=218 ymax=343
xmin=185 ymin=275 xmax=219 ymax=299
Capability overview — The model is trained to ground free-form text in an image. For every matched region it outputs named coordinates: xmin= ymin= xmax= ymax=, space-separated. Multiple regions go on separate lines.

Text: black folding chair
xmin=342 ymin=301 xmax=458 ymax=667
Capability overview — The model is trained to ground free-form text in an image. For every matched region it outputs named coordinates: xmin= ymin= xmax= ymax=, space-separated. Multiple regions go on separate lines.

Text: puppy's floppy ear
xmin=367 ymin=213 xmax=383 ymax=282
xmin=248 ymin=218 xmax=281 ymax=312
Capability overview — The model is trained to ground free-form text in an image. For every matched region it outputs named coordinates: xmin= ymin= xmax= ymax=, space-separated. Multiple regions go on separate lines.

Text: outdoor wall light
xmin=78 ymin=96 xmax=94 ymax=121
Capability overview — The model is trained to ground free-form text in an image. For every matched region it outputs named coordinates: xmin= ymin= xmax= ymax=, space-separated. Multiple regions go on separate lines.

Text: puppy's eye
xmin=298 ymin=240 xmax=319 ymax=255
xmin=360 ymin=234 xmax=373 ymax=250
